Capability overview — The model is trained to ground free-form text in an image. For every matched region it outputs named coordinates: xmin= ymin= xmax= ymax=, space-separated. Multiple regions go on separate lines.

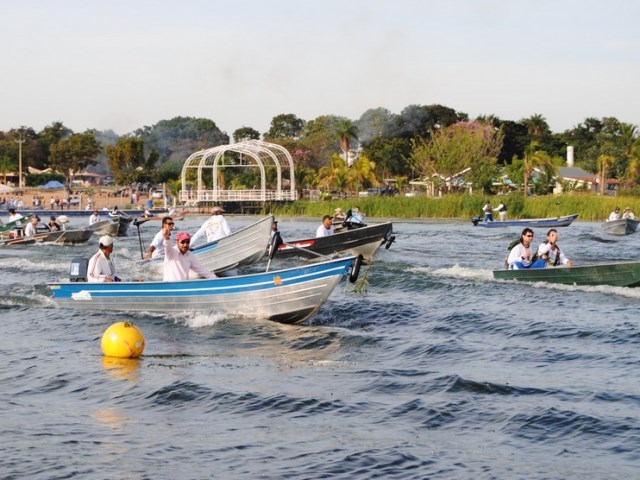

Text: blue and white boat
xmin=48 ymin=255 xmax=360 ymax=324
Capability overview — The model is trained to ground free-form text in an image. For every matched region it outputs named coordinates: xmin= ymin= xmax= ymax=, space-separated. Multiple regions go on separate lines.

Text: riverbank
xmin=4 ymin=189 xmax=638 ymax=222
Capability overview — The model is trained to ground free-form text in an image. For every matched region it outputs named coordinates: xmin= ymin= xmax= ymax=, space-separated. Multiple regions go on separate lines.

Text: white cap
xmin=99 ymin=235 xmax=114 ymax=247
xmin=212 ymin=206 xmax=225 ymax=213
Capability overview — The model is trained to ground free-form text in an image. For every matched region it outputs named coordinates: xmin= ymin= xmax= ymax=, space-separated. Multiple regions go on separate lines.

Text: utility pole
xmin=14 ymin=130 xmax=25 ymax=189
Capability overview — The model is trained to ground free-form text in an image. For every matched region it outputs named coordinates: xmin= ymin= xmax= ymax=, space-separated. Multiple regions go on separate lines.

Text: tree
xmin=105 ymin=137 xmax=150 ymax=185
xmin=233 ymin=126 xmax=260 ymax=142
xmin=136 ymin=117 xmax=228 ymax=165
xmin=597 ymin=154 xmax=615 ymax=195
xmin=49 ymin=131 xmax=101 ymax=185
xmin=264 ymin=114 xmax=305 ymax=139
xmin=521 ymin=141 xmax=555 ymax=195
xmin=335 ymin=118 xmax=359 ymax=166
xmin=347 ymin=154 xmax=378 ymax=193
xmin=412 ymin=121 xmax=503 ymax=193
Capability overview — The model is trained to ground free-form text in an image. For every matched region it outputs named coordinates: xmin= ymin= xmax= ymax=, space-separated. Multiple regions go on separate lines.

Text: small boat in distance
xmin=472 ymin=214 xmax=578 ymax=228
xmin=493 ymin=261 xmax=640 ymax=287
xmin=600 ymin=218 xmax=639 ymax=236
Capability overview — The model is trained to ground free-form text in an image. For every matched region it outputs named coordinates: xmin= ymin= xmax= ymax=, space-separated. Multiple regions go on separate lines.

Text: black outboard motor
xmin=69 ymin=258 xmax=88 ymax=282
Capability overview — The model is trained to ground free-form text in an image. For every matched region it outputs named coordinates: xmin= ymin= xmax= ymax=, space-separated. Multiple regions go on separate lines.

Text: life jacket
xmin=541 ymin=240 xmax=561 ymax=267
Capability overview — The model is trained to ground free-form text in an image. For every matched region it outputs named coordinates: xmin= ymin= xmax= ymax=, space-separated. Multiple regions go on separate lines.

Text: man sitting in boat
xmin=537 ymin=228 xmax=572 ymax=268
xmin=89 ymin=209 xmax=101 ymax=226
xmin=622 ymin=207 xmax=636 ymax=220
xmin=316 ymin=215 xmax=334 ymax=237
xmin=8 ymin=208 xmax=23 ymax=223
xmin=163 ymin=231 xmax=215 ymax=282
xmin=48 ymin=216 xmax=61 ymax=232
xmin=88 ymin=235 xmax=120 ymax=282
xmin=507 ymin=228 xmax=547 ymax=270
xmin=191 ymin=206 xmax=231 ymax=245
xmin=608 ymin=207 xmax=621 ymax=221
xmin=24 ymin=216 xmax=41 ymax=237
xmin=350 ymin=206 xmax=366 ymax=225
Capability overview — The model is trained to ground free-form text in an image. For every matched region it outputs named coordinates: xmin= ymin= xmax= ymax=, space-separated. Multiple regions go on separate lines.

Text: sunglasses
xmin=179 ymin=240 xmax=190 ymax=245
xmin=166 ymin=222 xmax=175 ymax=226
xmin=524 ymin=234 xmax=534 ymax=237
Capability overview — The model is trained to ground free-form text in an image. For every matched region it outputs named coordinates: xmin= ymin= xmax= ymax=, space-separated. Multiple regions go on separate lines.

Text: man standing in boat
xmin=191 ymin=206 xmax=231 ymax=245
xmin=162 ymin=231 xmax=215 ymax=282
xmin=145 ymin=216 xmax=174 ymax=260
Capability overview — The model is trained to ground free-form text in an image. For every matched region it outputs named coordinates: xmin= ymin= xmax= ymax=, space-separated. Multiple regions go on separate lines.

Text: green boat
xmin=493 ymin=261 xmax=640 ymax=287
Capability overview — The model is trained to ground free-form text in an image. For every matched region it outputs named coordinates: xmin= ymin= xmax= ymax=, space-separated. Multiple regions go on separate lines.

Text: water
xmin=1 ymin=216 xmax=639 ymax=479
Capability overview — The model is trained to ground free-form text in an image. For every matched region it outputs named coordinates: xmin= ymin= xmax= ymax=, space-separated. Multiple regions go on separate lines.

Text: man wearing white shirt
xmin=191 ymin=206 xmax=231 ymax=245
xmin=145 ymin=217 xmax=174 ymax=259
xmin=316 ymin=215 xmax=334 ymax=237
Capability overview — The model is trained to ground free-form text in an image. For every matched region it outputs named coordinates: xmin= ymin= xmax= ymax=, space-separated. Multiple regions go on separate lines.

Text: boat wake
xmin=413 ymin=264 xmax=495 ymax=283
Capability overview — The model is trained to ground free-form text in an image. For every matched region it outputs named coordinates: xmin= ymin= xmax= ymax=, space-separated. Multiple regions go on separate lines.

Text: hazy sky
xmin=2 ymin=0 xmax=639 ymax=137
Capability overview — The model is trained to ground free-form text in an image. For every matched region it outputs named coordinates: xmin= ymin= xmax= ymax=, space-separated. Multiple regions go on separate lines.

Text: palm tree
xmin=336 ymin=119 xmax=359 ymax=166
xmin=522 ymin=141 xmax=555 ymax=195
xmin=597 ymin=154 xmax=615 ymax=195
xmin=524 ymin=114 xmax=549 ymax=138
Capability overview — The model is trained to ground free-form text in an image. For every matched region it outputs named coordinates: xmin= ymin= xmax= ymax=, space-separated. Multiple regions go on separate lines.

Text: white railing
xmin=179 ymin=189 xmax=296 ymax=203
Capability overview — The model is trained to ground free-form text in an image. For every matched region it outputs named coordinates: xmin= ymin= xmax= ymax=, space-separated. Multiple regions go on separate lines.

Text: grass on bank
xmin=266 ymin=193 xmax=640 ymax=222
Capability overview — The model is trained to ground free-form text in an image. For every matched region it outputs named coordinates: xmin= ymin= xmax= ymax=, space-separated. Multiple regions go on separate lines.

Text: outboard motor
xmin=69 ymin=258 xmax=88 ymax=282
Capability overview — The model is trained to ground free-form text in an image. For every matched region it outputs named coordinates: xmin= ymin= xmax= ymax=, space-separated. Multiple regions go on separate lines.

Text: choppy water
xmin=1 ymin=215 xmax=639 ymax=479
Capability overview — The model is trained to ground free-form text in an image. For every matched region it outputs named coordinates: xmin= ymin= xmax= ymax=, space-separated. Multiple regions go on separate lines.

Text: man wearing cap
xmin=622 ymin=207 xmax=636 ymax=220
xmin=163 ymin=231 xmax=215 ymax=282
xmin=190 ymin=205 xmax=231 ymax=245
xmin=145 ymin=216 xmax=174 ymax=260
xmin=24 ymin=216 xmax=41 ymax=237
xmin=88 ymin=235 xmax=120 ymax=282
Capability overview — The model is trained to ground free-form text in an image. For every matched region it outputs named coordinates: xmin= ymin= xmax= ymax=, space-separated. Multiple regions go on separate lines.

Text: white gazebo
xmin=179 ymin=140 xmax=296 ymax=204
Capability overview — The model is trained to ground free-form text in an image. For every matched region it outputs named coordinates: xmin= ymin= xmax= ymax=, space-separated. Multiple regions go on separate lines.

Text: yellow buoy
xmin=101 ymin=321 xmax=145 ymax=358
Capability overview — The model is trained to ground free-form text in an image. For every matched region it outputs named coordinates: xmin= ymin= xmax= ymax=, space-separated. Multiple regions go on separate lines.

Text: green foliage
xmin=106 ymin=137 xmax=149 ymax=185
xmin=25 ymin=172 xmax=65 ymax=187
xmin=49 ymin=131 xmax=101 ymax=182
xmin=264 ymin=114 xmax=306 ymax=139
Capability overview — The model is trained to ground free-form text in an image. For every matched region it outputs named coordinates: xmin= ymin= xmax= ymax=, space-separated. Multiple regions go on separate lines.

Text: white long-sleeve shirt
xmin=163 ymin=239 xmax=215 ymax=282
xmin=190 ymin=215 xmax=231 ymax=245
xmin=87 ymin=250 xmax=116 ymax=282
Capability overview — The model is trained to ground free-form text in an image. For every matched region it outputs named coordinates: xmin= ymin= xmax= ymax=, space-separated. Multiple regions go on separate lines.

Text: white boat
xmin=48 ymin=255 xmax=361 ymax=324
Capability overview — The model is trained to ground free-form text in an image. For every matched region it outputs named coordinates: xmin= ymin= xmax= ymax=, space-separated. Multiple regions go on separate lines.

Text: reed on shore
xmin=268 ymin=193 xmax=640 ymax=222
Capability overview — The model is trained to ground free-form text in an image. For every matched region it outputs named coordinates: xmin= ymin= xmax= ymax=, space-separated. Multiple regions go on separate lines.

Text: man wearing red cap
xmin=163 ymin=230 xmax=215 ymax=282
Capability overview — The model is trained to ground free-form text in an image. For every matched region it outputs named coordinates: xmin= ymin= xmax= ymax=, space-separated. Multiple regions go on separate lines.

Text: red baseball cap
xmin=176 ymin=231 xmax=191 ymax=242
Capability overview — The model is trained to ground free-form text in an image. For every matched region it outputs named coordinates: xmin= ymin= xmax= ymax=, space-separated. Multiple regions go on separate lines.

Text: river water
xmin=1 ymin=215 xmax=639 ymax=479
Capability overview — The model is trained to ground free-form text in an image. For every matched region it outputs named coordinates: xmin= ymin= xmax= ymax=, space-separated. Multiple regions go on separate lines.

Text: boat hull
xmin=0 ymin=228 xmax=94 ymax=246
xmin=600 ymin=218 xmax=639 ymax=236
xmin=473 ymin=214 xmax=579 ymax=228
xmin=190 ymin=215 xmax=274 ymax=273
xmin=493 ymin=261 xmax=640 ymax=287
xmin=88 ymin=219 xmax=120 ymax=237
xmin=48 ymin=256 xmax=356 ymax=324
xmin=276 ymin=222 xmax=394 ymax=261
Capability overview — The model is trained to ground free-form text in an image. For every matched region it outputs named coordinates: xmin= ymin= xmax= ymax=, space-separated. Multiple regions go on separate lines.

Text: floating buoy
xmin=101 ymin=321 xmax=145 ymax=358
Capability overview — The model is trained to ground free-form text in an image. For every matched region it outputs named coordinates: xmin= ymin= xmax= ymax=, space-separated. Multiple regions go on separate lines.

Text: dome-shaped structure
xmin=179 ymin=140 xmax=296 ymax=204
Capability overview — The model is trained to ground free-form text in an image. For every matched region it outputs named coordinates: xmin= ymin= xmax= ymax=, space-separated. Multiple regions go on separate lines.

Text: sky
xmin=1 ymin=0 xmax=639 ymax=137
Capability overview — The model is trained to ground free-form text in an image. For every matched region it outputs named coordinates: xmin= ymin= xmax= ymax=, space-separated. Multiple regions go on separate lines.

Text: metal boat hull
xmin=600 ymin=218 xmax=639 ymax=236
xmin=88 ymin=219 xmax=120 ymax=237
xmin=493 ymin=261 xmax=640 ymax=287
xmin=48 ymin=256 xmax=356 ymax=324
xmin=276 ymin=222 xmax=394 ymax=261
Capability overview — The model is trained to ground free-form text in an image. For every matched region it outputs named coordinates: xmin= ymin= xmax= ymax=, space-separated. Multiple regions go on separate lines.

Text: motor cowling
xmin=70 ymin=258 xmax=88 ymax=282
